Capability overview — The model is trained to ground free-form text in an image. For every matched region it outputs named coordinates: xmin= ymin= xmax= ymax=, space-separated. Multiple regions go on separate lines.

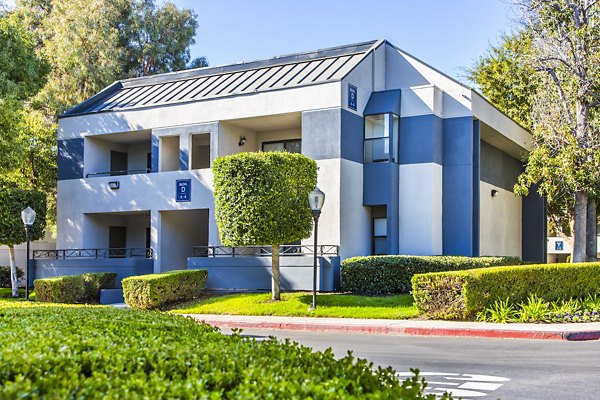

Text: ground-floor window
xmin=262 ymin=139 xmax=301 ymax=153
xmin=373 ymin=217 xmax=387 ymax=255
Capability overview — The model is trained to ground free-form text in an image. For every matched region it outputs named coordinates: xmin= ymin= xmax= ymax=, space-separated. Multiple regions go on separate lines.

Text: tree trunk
xmin=587 ymin=197 xmax=597 ymax=261
xmin=271 ymin=245 xmax=280 ymax=300
xmin=8 ymin=245 xmax=18 ymax=298
xmin=573 ymin=191 xmax=588 ymax=263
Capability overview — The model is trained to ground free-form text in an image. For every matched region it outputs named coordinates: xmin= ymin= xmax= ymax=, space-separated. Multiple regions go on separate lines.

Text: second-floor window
xmin=262 ymin=139 xmax=301 ymax=153
xmin=364 ymin=114 xmax=398 ymax=163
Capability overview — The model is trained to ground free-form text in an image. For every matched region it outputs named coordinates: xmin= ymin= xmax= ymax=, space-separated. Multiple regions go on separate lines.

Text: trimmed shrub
xmin=0 ymin=266 xmax=23 ymax=288
xmin=122 ymin=269 xmax=207 ymax=310
xmin=34 ymin=272 xmax=117 ymax=304
xmin=342 ymin=255 xmax=522 ymax=295
xmin=412 ymin=262 xmax=600 ymax=320
xmin=0 ymin=306 xmax=447 ymax=399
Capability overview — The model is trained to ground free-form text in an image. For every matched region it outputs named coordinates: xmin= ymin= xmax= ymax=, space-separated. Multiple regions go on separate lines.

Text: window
xmin=262 ymin=139 xmax=301 ymax=153
xmin=373 ymin=217 xmax=387 ymax=255
xmin=364 ymin=114 xmax=399 ymax=163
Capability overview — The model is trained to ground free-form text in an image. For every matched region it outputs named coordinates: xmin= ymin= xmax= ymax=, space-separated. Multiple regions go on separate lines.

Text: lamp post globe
xmin=21 ymin=207 xmax=36 ymax=301
xmin=308 ymin=187 xmax=324 ymax=311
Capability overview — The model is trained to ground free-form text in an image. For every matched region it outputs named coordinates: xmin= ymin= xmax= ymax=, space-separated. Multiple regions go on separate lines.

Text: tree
xmin=512 ymin=0 xmax=600 ymax=263
xmin=120 ymin=0 xmax=198 ymax=77
xmin=212 ymin=152 xmax=317 ymax=300
xmin=0 ymin=186 xmax=46 ymax=297
xmin=467 ymin=30 xmax=537 ymax=130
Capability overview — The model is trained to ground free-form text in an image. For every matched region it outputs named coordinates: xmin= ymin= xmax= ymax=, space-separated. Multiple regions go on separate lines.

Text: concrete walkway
xmin=183 ymin=314 xmax=600 ymax=341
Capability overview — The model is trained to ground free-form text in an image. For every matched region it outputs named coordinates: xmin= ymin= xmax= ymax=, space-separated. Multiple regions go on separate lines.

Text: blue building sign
xmin=176 ymin=179 xmax=191 ymax=202
xmin=348 ymin=84 xmax=357 ymax=110
xmin=555 ymin=241 xmax=564 ymax=251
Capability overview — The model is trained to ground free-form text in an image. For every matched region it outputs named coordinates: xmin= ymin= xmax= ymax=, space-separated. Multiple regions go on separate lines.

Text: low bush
xmin=412 ymin=262 xmax=600 ymax=320
xmin=0 ymin=306 xmax=449 ymax=399
xmin=476 ymin=294 xmax=600 ymax=323
xmin=0 ymin=266 xmax=24 ymax=288
xmin=342 ymin=255 xmax=521 ymax=295
xmin=34 ymin=272 xmax=117 ymax=304
xmin=122 ymin=269 xmax=207 ymax=310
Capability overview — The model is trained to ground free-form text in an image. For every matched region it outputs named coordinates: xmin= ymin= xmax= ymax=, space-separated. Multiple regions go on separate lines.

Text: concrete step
xmin=100 ymin=288 xmax=124 ymax=305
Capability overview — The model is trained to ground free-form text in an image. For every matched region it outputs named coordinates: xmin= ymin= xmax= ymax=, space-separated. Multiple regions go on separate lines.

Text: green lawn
xmin=170 ymin=292 xmax=419 ymax=319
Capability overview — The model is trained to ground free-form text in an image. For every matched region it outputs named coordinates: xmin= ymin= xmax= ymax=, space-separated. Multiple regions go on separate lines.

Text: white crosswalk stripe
xmin=395 ymin=372 xmax=510 ymax=398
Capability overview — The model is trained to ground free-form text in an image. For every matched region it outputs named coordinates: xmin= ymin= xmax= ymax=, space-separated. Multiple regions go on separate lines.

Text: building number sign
xmin=348 ymin=84 xmax=357 ymax=111
xmin=176 ymin=179 xmax=191 ymax=202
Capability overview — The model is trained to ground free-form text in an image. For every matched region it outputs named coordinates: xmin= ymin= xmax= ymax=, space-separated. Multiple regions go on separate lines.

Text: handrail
xmin=85 ymin=169 xmax=151 ymax=178
xmin=192 ymin=245 xmax=339 ymax=257
xmin=33 ymin=248 xmax=153 ymax=259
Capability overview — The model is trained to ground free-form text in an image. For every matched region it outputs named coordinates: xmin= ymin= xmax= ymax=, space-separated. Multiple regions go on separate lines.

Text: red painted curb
xmin=191 ymin=318 xmax=600 ymax=341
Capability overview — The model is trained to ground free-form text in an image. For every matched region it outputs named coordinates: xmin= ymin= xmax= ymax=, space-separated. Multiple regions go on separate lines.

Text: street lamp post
xmin=21 ymin=207 xmax=36 ymax=301
xmin=308 ymin=187 xmax=325 ymax=310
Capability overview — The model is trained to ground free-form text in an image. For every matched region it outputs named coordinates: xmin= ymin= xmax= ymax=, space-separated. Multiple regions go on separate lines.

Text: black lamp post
xmin=308 ymin=187 xmax=325 ymax=310
xmin=21 ymin=206 xmax=36 ymax=301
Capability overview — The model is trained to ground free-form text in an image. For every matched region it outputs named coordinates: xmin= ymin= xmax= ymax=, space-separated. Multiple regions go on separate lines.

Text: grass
xmin=170 ymin=292 xmax=419 ymax=319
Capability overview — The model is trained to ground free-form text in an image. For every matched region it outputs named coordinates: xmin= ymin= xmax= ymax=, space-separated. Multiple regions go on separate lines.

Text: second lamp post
xmin=21 ymin=206 xmax=36 ymax=301
xmin=308 ymin=187 xmax=325 ymax=310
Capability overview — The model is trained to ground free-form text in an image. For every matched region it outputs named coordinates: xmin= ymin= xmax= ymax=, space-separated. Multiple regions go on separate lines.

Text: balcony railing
xmin=85 ymin=169 xmax=151 ymax=178
xmin=33 ymin=248 xmax=154 ymax=259
xmin=192 ymin=245 xmax=339 ymax=257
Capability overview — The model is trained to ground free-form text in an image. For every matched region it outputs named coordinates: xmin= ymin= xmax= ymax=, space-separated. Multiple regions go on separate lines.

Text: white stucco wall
xmin=479 ymin=181 xmax=522 ymax=257
xmin=339 ymin=159 xmax=370 ymax=259
xmin=398 ymin=163 xmax=443 ymax=255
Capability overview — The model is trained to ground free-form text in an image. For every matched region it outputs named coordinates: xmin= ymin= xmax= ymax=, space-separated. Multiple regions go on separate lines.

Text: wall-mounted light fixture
xmin=491 ymin=189 xmax=498 ymax=197
xmin=108 ymin=181 xmax=120 ymax=190
xmin=238 ymin=136 xmax=246 ymax=147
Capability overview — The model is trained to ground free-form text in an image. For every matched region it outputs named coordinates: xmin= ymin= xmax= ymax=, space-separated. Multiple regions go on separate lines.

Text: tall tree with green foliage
xmin=0 ymin=186 xmax=47 ymax=297
xmin=512 ymin=0 xmax=600 ymax=263
xmin=212 ymin=152 xmax=317 ymax=300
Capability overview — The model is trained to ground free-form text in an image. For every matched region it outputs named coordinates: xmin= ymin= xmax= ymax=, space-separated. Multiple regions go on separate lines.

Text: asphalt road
xmin=227 ymin=328 xmax=600 ymax=399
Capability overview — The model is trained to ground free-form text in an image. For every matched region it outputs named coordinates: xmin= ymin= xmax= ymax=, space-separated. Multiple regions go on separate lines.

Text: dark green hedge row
xmin=412 ymin=262 xmax=600 ymax=320
xmin=341 ymin=255 xmax=522 ymax=295
xmin=0 ymin=266 xmax=23 ymax=288
xmin=0 ymin=307 xmax=448 ymax=399
xmin=34 ymin=272 xmax=116 ymax=303
xmin=122 ymin=269 xmax=207 ymax=310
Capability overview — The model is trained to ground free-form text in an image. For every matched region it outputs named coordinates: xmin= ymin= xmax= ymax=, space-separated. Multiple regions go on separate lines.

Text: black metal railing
xmin=33 ymin=248 xmax=154 ymax=259
xmin=85 ymin=168 xmax=151 ymax=178
xmin=192 ymin=245 xmax=339 ymax=257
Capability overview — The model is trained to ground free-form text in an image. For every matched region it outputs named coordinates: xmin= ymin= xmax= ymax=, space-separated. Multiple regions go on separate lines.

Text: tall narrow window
xmin=373 ymin=218 xmax=387 ymax=255
xmin=364 ymin=113 xmax=399 ymax=163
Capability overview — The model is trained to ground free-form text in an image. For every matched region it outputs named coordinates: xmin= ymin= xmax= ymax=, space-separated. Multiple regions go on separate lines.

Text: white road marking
xmin=396 ymin=371 xmax=510 ymax=398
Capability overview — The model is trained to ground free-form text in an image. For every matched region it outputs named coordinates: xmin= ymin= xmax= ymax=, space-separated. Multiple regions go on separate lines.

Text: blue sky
xmin=179 ymin=0 xmax=520 ymax=84
xmin=5 ymin=0 xmax=520 ymax=84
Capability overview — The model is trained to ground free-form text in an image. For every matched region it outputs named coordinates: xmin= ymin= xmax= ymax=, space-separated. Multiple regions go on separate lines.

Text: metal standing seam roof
xmin=62 ymin=40 xmax=381 ymax=117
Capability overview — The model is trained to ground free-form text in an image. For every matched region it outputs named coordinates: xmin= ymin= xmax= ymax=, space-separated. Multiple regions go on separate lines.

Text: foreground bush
xmin=342 ymin=255 xmax=521 ymax=295
xmin=412 ymin=262 xmax=600 ymax=319
xmin=0 ymin=266 xmax=23 ymax=288
xmin=0 ymin=306 xmax=449 ymax=399
xmin=122 ymin=269 xmax=207 ymax=310
xmin=34 ymin=272 xmax=116 ymax=303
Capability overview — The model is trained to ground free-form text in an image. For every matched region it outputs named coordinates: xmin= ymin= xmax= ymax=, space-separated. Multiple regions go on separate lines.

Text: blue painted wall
xmin=340 ymin=109 xmax=364 ymax=163
xmin=364 ymin=90 xmax=401 ymax=116
xmin=442 ymin=116 xmax=475 ymax=256
xmin=472 ymin=120 xmax=480 ymax=256
xmin=399 ymin=114 xmax=443 ymax=165
xmin=57 ymin=138 xmax=84 ymax=180
xmin=363 ymin=163 xmax=399 ymax=254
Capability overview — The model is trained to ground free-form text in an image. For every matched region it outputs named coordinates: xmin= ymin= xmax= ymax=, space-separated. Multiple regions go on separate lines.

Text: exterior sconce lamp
xmin=308 ymin=187 xmax=325 ymax=310
xmin=108 ymin=181 xmax=120 ymax=190
xmin=491 ymin=189 xmax=498 ymax=197
xmin=238 ymin=136 xmax=246 ymax=146
xmin=20 ymin=206 xmax=36 ymax=301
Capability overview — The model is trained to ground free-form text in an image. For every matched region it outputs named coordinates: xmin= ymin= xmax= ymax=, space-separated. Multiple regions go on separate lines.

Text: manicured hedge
xmin=34 ymin=272 xmax=117 ymax=304
xmin=341 ymin=255 xmax=522 ymax=295
xmin=0 ymin=266 xmax=23 ymax=288
xmin=412 ymin=262 xmax=600 ymax=320
xmin=122 ymin=269 xmax=207 ymax=310
xmin=0 ymin=306 xmax=446 ymax=399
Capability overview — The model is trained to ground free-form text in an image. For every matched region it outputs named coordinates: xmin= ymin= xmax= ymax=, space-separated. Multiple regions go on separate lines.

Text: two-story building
xmin=46 ymin=40 xmax=546 ymax=291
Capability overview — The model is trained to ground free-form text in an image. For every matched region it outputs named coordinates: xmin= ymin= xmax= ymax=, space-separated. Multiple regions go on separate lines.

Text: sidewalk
xmin=183 ymin=314 xmax=600 ymax=341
